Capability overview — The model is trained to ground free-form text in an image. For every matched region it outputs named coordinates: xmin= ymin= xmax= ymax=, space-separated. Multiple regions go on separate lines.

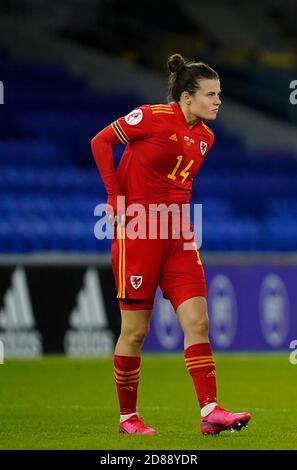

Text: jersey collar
xmin=171 ymin=102 xmax=201 ymax=130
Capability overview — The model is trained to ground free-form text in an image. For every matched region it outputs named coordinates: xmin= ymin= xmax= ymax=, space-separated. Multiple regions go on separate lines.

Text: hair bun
xmin=167 ymin=53 xmax=186 ymax=74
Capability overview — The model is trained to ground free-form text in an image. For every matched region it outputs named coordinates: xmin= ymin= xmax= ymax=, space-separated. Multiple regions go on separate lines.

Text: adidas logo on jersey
xmin=64 ymin=268 xmax=114 ymax=356
xmin=0 ymin=268 xmax=42 ymax=357
xmin=169 ymin=133 xmax=178 ymax=142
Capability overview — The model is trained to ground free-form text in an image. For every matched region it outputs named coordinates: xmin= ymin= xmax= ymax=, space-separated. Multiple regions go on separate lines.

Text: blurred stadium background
xmin=0 ymin=0 xmax=297 ymax=450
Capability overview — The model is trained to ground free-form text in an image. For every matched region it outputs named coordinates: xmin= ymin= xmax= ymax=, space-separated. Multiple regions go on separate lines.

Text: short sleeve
xmin=110 ymin=105 xmax=152 ymax=144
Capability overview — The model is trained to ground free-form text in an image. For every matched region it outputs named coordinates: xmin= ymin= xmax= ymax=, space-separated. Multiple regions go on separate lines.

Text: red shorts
xmin=111 ymin=216 xmax=206 ymax=311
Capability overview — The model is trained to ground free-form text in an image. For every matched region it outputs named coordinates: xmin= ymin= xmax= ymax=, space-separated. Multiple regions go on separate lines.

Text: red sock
xmin=184 ymin=343 xmax=217 ymax=409
xmin=114 ymin=354 xmax=140 ymax=415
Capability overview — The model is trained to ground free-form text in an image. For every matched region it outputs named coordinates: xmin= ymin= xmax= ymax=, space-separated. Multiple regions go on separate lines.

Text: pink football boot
xmin=119 ymin=414 xmax=158 ymax=435
xmin=201 ymin=405 xmax=251 ymax=435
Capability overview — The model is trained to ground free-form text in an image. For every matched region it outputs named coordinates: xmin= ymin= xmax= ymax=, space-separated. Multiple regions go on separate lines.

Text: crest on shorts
xmin=130 ymin=275 xmax=143 ymax=290
xmin=200 ymin=141 xmax=208 ymax=156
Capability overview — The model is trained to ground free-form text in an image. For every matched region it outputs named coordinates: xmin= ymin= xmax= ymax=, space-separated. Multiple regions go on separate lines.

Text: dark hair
xmin=167 ymin=53 xmax=219 ymax=102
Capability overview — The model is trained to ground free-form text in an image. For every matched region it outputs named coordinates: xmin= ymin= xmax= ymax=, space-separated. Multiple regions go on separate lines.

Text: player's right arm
xmin=91 ymin=124 xmax=124 ymax=220
xmin=91 ymin=106 xmax=152 ymax=220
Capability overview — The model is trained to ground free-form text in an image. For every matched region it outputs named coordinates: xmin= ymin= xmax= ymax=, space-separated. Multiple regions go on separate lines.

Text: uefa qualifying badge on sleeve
xmin=124 ymin=108 xmax=143 ymax=125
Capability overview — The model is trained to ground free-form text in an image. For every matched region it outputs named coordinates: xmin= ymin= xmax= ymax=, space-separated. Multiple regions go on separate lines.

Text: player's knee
xmin=122 ymin=323 xmax=150 ymax=346
xmin=129 ymin=328 xmax=148 ymax=346
xmin=185 ymin=314 xmax=209 ymax=337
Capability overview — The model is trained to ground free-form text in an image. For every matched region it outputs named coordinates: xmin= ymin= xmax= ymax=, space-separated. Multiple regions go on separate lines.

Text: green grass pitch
xmin=0 ymin=354 xmax=296 ymax=450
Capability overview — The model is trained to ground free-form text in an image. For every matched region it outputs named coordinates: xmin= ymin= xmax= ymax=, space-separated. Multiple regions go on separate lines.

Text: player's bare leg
xmin=115 ymin=309 xmax=151 ymax=357
xmin=176 ymin=296 xmax=251 ymax=434
xmin=176 ymin=296 xmax=209 ymax=349
xmin=114 ymin=308 xmax=157 ymax=434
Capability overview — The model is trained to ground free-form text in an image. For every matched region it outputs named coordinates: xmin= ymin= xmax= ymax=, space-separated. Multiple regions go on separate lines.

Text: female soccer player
xmin=91 ymin=53 xmax=251 ymax=435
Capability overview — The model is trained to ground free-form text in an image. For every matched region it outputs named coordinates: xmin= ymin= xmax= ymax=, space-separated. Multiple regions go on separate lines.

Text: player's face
xmin=190 ymin=79 xmax=221 ymax=120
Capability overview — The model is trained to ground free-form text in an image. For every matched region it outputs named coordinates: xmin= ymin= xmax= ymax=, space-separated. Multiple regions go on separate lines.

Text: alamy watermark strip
xmin=0 ymin=81 xmax=4 ymax=104
xmin=0 ymin=340 xmax=4 ymax=364
xmin=289 ymin=80 xmax=297 ymax=105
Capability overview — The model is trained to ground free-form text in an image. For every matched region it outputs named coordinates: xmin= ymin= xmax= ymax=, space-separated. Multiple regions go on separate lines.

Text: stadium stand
xmin=0 ymin=46 xmax=297 ymax=254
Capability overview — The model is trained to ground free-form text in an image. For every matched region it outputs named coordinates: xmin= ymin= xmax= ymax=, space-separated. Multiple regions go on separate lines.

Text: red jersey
xmin=91 ymin=102 xmax=214 ymax=209
xmin=111 ymin=103 xmax=214 ymax=206
xmin=91 ymin=103 xmax=212 ymax=302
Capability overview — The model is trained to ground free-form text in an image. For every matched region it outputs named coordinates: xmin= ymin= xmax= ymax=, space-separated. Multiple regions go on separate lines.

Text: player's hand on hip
xmin=106 ymin=194 xmax=126 ymax=227
xmin=108 ymin=213 xmax=126 ymax=227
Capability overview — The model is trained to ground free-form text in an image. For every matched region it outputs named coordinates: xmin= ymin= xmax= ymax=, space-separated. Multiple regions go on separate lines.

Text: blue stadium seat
xmin=0 ymin=51 xmax=297 ymax=253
